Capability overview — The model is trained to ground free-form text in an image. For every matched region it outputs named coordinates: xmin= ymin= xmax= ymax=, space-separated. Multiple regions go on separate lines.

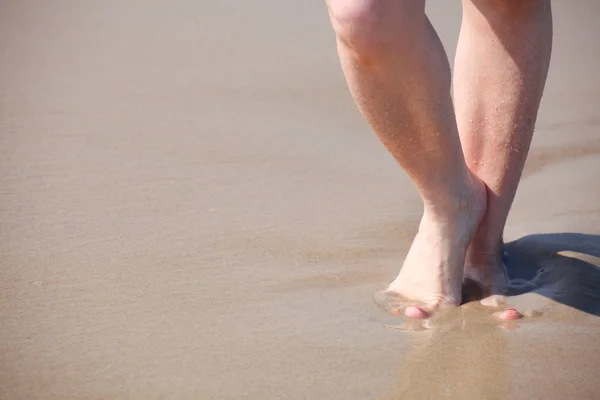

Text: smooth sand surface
xmin=1 ymin=1 xmax=600 ymax=399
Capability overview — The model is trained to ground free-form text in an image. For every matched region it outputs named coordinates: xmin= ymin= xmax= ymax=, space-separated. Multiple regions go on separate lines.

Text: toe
xmin=480 ymin=294 xmax=506 ymax=307
xmin=404 ymin=305 xmax=430 ymax=319
xmin=374 ymin=290 xmax=404 ymax=314
xmin=494 ymin=308 xmax=523 ymax=321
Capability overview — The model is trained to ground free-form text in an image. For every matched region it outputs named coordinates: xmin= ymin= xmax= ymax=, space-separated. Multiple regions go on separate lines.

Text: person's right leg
xmin=453 ymin=0 xmax=553 ymax=306
xmin=326 ymin=0 xmax=486 ymax=318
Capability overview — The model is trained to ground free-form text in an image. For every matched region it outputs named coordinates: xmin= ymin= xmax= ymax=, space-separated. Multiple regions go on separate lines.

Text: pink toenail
xmin=405 ymin=306 xmax=429 ymax=319
xmin=500 ymin=308 xmax=523 ymax=321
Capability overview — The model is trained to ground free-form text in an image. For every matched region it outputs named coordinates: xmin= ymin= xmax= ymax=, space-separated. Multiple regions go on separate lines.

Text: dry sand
xmin=1 ymin=1 xmax=600 ymax=399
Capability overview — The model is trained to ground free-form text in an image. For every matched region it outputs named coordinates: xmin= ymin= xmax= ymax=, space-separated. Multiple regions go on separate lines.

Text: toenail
xmin=500 ymin=308 xmax=523 ymax=321
xmin=404 ymin=306 xmax=429 ymax=319
xmin=414 ymin=306 xmax=428 ymax=316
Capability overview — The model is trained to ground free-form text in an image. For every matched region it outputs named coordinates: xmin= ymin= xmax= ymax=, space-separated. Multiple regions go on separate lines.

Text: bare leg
xmin=326 ymin=0 xmax=486 ymax=317
xmin=454 ymin=0 xmax=553 ymax=304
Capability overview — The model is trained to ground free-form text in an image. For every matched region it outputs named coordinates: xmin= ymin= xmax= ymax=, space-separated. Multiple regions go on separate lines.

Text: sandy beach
xmin=1 ymin=1 xmax=600 ymax=399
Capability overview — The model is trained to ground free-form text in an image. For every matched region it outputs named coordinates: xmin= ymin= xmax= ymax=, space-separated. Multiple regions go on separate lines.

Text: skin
xmin=325 ymin=0 xmax=552 ymax=319
xmin=457 ymin=0 xmax=553 ymax=307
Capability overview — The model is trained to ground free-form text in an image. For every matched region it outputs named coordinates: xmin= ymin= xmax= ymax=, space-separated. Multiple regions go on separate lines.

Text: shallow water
xmin=1 ymin=1 xmax=600 ymax=399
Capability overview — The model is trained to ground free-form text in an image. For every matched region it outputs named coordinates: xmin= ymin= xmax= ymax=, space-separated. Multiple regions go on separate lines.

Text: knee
xmin=471 ymin=0 xmax=550 ymax=20
xmin=327 ymin=0 xmax=425 ymax=64
xmin=327 ymin=0 xmax=387 ymax=59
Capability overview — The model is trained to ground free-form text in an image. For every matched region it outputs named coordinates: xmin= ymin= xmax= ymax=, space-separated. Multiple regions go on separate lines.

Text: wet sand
xmin=1 ymin=1 xmax=600 ymax=399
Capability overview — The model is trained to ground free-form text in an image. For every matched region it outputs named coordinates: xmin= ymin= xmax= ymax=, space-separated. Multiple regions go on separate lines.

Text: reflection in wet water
xmin=386 ymin=316 xmax=510 ymax=400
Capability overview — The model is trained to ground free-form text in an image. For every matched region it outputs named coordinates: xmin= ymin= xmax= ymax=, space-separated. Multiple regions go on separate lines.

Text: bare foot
xmin=463 ymin=232 xmax=529 ymax=321
xmin=374 ymin=174 xmax=487 ymax=318
xmin=463 ymin=248 xmax=509 ymax=307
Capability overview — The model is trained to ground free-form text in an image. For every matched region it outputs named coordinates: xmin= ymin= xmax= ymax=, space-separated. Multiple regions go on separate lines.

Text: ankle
xmin=466 ymin=240 xmax=505 ymax=266
xmin=423 ymin=194 xmax=470 ymax=221
xmin=422 ymin=173 xmax=486 ymax=221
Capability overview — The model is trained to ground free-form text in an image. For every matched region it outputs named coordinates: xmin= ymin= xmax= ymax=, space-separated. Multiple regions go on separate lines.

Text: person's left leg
xmin=453 ymin=0 xmax=553 ymax=306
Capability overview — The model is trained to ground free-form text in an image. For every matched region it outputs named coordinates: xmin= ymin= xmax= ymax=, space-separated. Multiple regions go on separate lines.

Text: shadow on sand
xmin=504 ymin=232 xmax=600 ymax=316
xmin=383 ymin=233 xmax=600 ymax=400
